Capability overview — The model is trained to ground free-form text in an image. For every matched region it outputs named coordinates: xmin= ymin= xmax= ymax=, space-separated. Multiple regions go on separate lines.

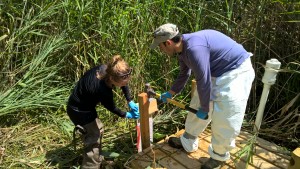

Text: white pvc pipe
xmin=149 ymin=117 xmax=153 ymax=143
xmin=254 ymin=59 xmax=281 ymax=132
xmin=254 ymin=84 xmax=271 ymax=132
xmin=136 ymin=117 xmax=153 ymax=153
xmin=136 ymin=120 xmax=142 ymax=152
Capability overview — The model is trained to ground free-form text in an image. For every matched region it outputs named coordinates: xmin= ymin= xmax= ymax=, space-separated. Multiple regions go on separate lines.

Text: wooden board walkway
xmin=125 ymin=129 xmax=291 ymax=169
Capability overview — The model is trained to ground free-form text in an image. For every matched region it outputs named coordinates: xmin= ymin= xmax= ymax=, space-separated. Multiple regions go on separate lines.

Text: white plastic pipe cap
xmin=266 ymin=58 xmax=281 ymax=69
xmin=262 ymin=58 xmax=281 ymax=85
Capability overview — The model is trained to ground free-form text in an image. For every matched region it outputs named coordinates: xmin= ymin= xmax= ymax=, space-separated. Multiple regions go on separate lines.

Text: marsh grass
xmin=233 ymin=133 xmax=257 ymax=169
xmin=0 ymin=35 xmax=70 ymax=116
xmin=0 ymin=0 xmax=299 ymax=168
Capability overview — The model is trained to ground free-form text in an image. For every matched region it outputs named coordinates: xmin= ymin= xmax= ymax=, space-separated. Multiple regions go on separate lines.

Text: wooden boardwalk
xmin=125 ymin=129 xmax=290 ymax=169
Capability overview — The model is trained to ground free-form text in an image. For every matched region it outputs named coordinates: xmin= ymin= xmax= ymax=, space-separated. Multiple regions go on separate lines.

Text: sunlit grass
xmin=0 ymin=0 xmax=299 ymax=168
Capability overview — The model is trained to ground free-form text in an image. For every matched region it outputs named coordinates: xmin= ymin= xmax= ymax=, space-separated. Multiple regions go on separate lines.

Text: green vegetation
xmin=0 ymin=0 xmax=299 ymax=168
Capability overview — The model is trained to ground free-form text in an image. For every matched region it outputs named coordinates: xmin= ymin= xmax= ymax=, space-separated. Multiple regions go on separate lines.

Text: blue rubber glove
xmin=160 ymin=91 xmax=172 ymax=103
xmin=196 ymin=108 xmax=208 ymax=120
xmin=128 ymin=101 xmax=139 ymax=112
xmin=125 ymin=109 xmax=140 ymax=119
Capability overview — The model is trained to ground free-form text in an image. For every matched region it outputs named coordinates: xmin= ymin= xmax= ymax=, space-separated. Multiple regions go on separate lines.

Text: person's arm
xmin=121 ymin=85 xmax=132 ymax=102
xmin=188 ymin=46 xmax=211 ymax=112
xmin=170 ymin=57 xmax=192 ymax=94
xmin=121 ymin=85 xmax=139 ymax=112
xmin=101 ymin=92 xmax=127 ymax=117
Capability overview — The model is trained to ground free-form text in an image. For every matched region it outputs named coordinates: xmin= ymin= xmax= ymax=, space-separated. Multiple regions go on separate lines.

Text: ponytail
xmin=106 ymin=55 xmax=131 ymax=82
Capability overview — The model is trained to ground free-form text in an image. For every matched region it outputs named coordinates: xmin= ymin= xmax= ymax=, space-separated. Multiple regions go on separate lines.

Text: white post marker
xmin=136 ymin=120 xmax=142 ymax=153
xmin=254 ymin=58 xmax=281 ymax=132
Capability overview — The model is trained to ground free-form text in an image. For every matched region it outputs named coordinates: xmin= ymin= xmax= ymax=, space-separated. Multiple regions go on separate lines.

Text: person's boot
xmin=168 ymin=137 xmax=183 ymax=149
xmin=201 ymin=158 xmax=223 ymax=169
xmin=81 ymin=119 xmax=104 ymax=169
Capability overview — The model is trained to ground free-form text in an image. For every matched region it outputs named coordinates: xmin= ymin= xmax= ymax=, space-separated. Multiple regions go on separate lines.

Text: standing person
xmin=67 ymin=55 xmax=139 ymax=169
xmin=150 ymin=23 xmax=255 ymax=169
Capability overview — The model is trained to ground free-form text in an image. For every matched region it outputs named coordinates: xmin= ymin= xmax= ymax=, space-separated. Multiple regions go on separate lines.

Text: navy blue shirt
xmin=68 ymin=65 xmax=132 ymax=117
xmin=171 ymin=30 xmax=250 ymax=112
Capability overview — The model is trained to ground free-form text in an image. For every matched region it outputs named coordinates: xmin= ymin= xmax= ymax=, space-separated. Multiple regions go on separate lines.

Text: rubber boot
xmin=168 ymin=137 xmax=183 ymax=149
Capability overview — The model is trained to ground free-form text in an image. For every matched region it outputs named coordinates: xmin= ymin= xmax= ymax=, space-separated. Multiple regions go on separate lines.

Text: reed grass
xmin=0 ymin=0 xmax=299 ymax=168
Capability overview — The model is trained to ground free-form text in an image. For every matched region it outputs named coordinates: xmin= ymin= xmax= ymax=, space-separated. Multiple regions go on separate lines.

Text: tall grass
xmin=0 ymin=3 xmax=70 ymax=116
xmin=0 ymin=34 xmax=70 ymax=116
xmin=0 ymin=0 xmax=299 ymax=168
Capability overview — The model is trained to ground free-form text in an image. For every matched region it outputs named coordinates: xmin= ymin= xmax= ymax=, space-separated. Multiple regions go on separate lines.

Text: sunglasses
xmin=118 ymin=68 xmax=132 ymax=79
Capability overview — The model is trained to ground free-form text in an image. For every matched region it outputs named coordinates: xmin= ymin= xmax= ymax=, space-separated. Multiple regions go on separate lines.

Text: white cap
xmin=150 ymin=23 xmax=179 ymax=49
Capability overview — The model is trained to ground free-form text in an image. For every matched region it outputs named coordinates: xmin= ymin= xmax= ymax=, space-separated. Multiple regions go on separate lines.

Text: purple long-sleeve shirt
xmin=170 ymin=30 xmax=250 ymax=112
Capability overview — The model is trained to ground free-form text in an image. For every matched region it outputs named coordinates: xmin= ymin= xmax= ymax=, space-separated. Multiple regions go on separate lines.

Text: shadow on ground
xmin=45 ymin=133 xmax=136 ymax=169
xmin=45 ymin=143 xmax=82 ymax=169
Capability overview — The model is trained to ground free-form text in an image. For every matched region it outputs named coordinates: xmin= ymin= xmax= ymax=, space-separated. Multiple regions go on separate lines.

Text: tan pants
xmin=81 ymin=118 xmax=104 ymax=169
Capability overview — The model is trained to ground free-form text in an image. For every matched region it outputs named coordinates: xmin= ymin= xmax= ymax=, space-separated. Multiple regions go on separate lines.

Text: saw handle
xmin=155 ymin=93 xmax=198 ymax=114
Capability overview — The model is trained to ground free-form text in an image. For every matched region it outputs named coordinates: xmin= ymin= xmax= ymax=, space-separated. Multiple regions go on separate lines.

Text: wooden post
xmin=148 ymin=98 xmax=158 ymax=115
xmin=138 ymin=93 xmax=158 ymax=151
xmin=288 ymin=148 xmax=300 ymax=169
xmin=138 ymin=93 xmax=151 ymax=150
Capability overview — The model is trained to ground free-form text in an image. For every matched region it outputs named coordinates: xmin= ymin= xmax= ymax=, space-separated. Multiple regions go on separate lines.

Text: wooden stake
xmin=138 ymin=93 xmax=150 ymax=150
xmin=288 ymin=147 xmax=300 ymax=169
xmin=148 ymin=98 xmax=158 ymax=115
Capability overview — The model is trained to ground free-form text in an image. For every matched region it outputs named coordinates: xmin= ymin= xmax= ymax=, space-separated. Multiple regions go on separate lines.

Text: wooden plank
xmin=170 ymin=151 xmax=201 ymax=168
xmin=129 ymin=153 xmax=154 ymax=169
xmin=155 ymin=142 xmax=183 ymax=154
xmin=128 ymin=146 xmax=169 ymax=169
xmin=146 ymin=148 xmax=187 ymax=169
xmin=152 ymin=141 xmax=201 ymax=168
xmin=203 ymin=131 xmax=260 ymax=169
xmin=165 ymin=129 xmax=235 ymax=169
xmin=201 ymin=130 xmax=284 ymax=169
xmin=199 ymin=134 xmax=247 ymax=169
xmin=146 ymin=147 xmax=168 ymax=161
xmin=138 ymin=93 xmax=151 ymax=150
xmin=128 ymin=128 xmax=290 ymax=169
xmin=155 ymin=130 xmax=203 ymax=168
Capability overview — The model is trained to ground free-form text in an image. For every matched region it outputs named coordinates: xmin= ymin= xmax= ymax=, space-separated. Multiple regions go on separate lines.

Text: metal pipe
xmin=254 ymin=59 xmax=281 ymax=132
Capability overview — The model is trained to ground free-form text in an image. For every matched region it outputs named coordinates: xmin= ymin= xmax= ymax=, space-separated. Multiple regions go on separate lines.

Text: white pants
xmin=180 ymin=57 xmax=255 ymax=161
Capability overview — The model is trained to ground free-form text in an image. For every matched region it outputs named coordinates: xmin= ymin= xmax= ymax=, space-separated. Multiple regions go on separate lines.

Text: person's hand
xmin=196 ymin=108 xmax=208 ymax=120
xmin=128 ymin=101 xmax=138 ymax=112
xmin=160 ymin=91 xmax=172 ymax=103
xmin=126 ymin=109 xmax=140 ymax=119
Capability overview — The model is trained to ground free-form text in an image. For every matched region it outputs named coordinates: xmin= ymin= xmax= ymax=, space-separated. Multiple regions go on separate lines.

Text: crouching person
xmin=67 ymin=55 xmax=139 ymax=169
